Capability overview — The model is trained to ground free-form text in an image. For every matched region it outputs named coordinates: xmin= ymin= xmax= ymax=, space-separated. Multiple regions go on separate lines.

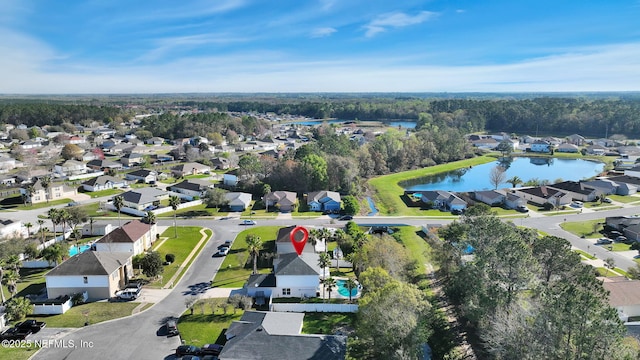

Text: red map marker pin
xmin=289 ymin=226 xmax=308 ymax=256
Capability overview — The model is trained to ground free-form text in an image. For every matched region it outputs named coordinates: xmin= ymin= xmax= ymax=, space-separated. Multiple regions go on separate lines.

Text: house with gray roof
xmin=45 ymin=251 xmax=133 ymax=301
xmin=581 ymin=179 xmax=619 ymax=195
xmin=473 ymin=190 xmax=505 ymax=206
xmin=118 ymin=187 xmax=168 ymax=211
xmin=87 ymin=159 xmax=123 ymax=171
xmin=168 ymin=179 xmax=214 ymax=199
xmin=415 ymin=190 xmax=467 ymax=211
xmin=546 ymin=181 xmax=599 ymax=202
xmin=603 ymin=175 xmax=640 ymax=195
xmin=171 ymin=162 xmax=211 ymax=177
xmin=225 ymin=192 xmax=252 ymax=211
xmin=94 ymin=219 xmax=156 ymax=255
xmin=81 ymin=175 xmax=127 ymax=192
xmin=125 ymin=169 xmax=156 ymax=183
xmin=513 ymin=186 xmax=571 ymax=207
xmin=556 ymin=143 xmax=580 ymax=153
xmin=307 ymin=190 xmax=341 ymax=212
xmin=219 ymin=311 xmax=346 ymax=360
xmin=264 ymin=191 xmax=298 ymax=212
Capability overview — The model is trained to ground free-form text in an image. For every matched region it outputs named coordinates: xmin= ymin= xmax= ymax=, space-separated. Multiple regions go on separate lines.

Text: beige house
xmin=45 ymin=251 xmax=133 ymax=301
xmin=602 ymin=277 xmax=640 ymax=322
xmin=94 ymin=219 xmax=156 ymax=255
xmin=20 ymin=178 xmax=78 ymax=204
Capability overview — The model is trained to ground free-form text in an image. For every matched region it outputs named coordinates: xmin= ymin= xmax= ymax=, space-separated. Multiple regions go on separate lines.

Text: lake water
xmin=285 ymin=119 xmax=417 ymax=129
xmin=401 ymin=157 xmax=605 ymax=192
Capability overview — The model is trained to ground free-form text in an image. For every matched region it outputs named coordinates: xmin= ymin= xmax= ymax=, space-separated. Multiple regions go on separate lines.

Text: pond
xmin=401 ymin=157 xmax=605 ymax=193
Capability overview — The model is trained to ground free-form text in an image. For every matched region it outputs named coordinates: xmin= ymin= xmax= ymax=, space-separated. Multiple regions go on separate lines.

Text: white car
xmin=216 ymin=247 xmax=230 ymax=256
xmin=241 ymin=220 xmax=257 ymax=226
xmin=571 ymin=201 xmax=583 ymax=208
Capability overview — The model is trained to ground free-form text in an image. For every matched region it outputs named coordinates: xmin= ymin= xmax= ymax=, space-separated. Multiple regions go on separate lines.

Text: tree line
xmin=434 ymin=207 xmax=636 ymax=359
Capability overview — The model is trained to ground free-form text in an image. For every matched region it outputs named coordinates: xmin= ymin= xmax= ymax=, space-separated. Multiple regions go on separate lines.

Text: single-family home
xmin=225 ymin=192 xmax=252 ymax=212
xmin=471 ymin=137 xmax=499 ymax=149
xmin=602 ymin=277 xmax=640 ymax=322
xmin=211 ymin=157 xmax=231 ymax=170
xmin=415 ymin=190 xmax=468 ymax=211
xmin=45 ymin=251 xmax=133 ymax=301
xmin=81 ymin=175 xmax=128 ymax=192
xmin=118 ymin=187 xmax=168 ymax=211
xmin=20 ymin=140 xmax=44 ymax=150
xmin=54 ymin=160 xmax=88 ymax=177
xmin=555 ymin=143 xmax=580 ymax=153
xmin=581 ymin=179 xmax=619 ymax=195
xmin=119 ymin=153 xmax=144 ymax=167
xmin=145 ymin=137 xmax=164 ymax=146
xmin=264 ymin=191 xmax=298 ymax=212
xmin=513 ymin=186 xmax=571 ymax=207
xmin=622 ymin=224 xmax=640 ymax=242
xmin=171 ymin=162 xmax=211 ymax=177
xmin=223 ymin=174 xmax=238 ymax=186
xmin=94 ymin=220 xmax=156 ymax=255
xmin=546 ymin=181 xmax=599 ymax=202
xmin=275 ymin=225 xmax=316 ymax=255
xmin=81 ymin=222 xmax=115 ymax=237
xmin=86 ymin=159 xmax=123 ymax=171
xmin=606 ymin=175 xmax=640 ymax=195
xmin=566 ymin=134 xmax=586 ymax=146
xmin=125 ymin=169 xmax=156 ymax=184
xmin=586 ymin=145 xmax=607 ymax=155
xmin=504 ymin=192 xmax=526 ymax=209
xmin=21 ymin=178 xmax=78 ymax=204
xmin=168 ymin=179 xmax=214 ymax=199
xmin=218 ymin=311 xmax=347 ymax=360
xmin=306 ymin=191 xmax=341 ymax=212
xmin=473 ymin=190 xmax=505 ymax=206
xmin=530 ymin=140 xmax=552 ymax=153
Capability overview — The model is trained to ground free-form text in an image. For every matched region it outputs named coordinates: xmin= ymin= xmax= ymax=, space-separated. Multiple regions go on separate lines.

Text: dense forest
xmin=3 ymin=94 xmax=640 ymax=137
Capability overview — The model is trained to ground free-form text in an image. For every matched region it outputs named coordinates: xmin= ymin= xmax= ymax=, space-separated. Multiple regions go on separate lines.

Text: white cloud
xmin=138 ymin=33 xmax=251 ymax=62
xmin=319 ymin=0 xmax=337 ymax=11
xmin=364 ymin=11 xmax=437 ymax=37
xmin=311 ymin=27 xmax=337 ymax=38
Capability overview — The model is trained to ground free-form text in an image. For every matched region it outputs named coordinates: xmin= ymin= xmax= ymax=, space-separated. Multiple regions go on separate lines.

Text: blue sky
xmin=1 ymin=0 xmax=640 ymax=93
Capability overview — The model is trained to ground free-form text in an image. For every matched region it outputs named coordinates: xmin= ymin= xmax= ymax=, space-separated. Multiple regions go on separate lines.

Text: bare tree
xmin=489 ymin=165 xmax=507 ymax=190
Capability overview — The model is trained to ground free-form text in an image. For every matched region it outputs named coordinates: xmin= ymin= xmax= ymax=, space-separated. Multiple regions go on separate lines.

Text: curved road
xmin=29 ymin=204 xmax=640 ymax=359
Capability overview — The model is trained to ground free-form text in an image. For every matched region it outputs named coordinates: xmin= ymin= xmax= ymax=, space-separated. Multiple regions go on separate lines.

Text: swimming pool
xmin=69 ymin=244 xmax=92 ymax=257
xmin=335 ymin=279 xmax=360 ymax=297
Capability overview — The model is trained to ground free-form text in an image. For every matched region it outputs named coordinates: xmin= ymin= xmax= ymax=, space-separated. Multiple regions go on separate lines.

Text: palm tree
xmin=88 ymin=217 xmax=95 ymax=236
xmin=143 ymin=211 xmax=157 ymax=245
xmin=37 ymin=219 xmax=45 ymax=243
xmin=262 ymin=184 xmax=271 ymax=212
xmin=169 ymin=195 xmax=180 ymax=238
xmin=6 ymin=255 xmax=20 ymax=273
xmin=322 ymin=277 xmax=336 ymax=303
xmin=59 ymin=209 xmax=71 ymax=239
xmin=5 ymin=296 xmax=33 ymax=321
xmin=2 ymin=270 xmax=19 ymax=298
xmin=308 ymin=228 xmax=321 ymax=250
xmin=40 ymin=176 xmax=51 ymax=203
xmin=0 ymin=259 xmax=6 ymax=304
xmin=246 ymin=234 xmax=263 ymax=275
xmin=42 ymin=244 xmax=64 ymax=265
xmin=24 ymin=222 xmax=33 ymax=237
xmin=48 ymin=208 xmax=61 ymax=241
xmin=506 ymin=176 xmax=523 ymax=188
xmin=318 ymin=252 xmax=331 ymax=279
xmin=344 ymin=278 xmax=358 ymax=303
xmin=113 ymin=195 xmax=124 ymax=227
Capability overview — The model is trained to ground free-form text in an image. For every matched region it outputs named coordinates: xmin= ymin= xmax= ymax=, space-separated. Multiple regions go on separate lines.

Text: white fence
xmin=271 ymin=303 xmax=358 ymax=313
xmin=103 ymin=199 xmax=203 ymax=217
xmin=22 ymin=260 xmax=55 ymax=269
xmin=68 ymin=171 xmax=104 ymax=181
xmin=33 ymin=298 xmax=72 ymax=315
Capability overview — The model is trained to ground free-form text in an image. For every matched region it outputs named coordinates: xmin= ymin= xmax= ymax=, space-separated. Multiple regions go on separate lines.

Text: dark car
xmin=17 ymin=319 xmax=46 ymax=333
xmin=176 ymin=345 xmax=201 ymax=357
xmin=451 ymin=209 xmax=464 ymax=215
xmin=166 ymin=319 xmax=179 ymax=337
xmin=200 ymin=343 xmax=223 ymax=356
xmin=1 ymin=327 xmax=31 ymax=340
xmin=338 ymin=215 xmax=353 ymax=221
xmin=181 ymin=356 xmax=201 ymax=360
xmin=516 ymin=205 xmax=529 ymax=213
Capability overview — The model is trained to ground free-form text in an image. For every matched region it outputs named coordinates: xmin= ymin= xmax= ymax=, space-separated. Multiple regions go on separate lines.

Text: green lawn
xmin=178 ymin=301 xmax=243 ymax=346
xmin=367 ymin=156 xmax=495 ymax=215
xmin=0 ymin=345 xmax=41 ymax=360
xmin=301 ymin=312 xmax=356 ymax=335
xmin=79 ymin=188 xmax=123 ymax=198
xmin=595 ymin=267 xmax=619 ymax=277
xmin=157 ymin=203 xmax=227 ymax=218
xmin=211 ymin=226 xmax=279 ymax=288
xmin=608 ymin=194 xmax=640 ymax=204
xmin=0 ymin=196 xmax=72 ymax=210
xmin=1 ymin=268 xmax=49 ymax=303
xmin=147 ymin=226 xmax=208 ymax=288
xmin=574 ymin=249 xmax=596 ymax=260
xmin=26 ymin=302 xmax=140 ymax=327
xmin=611 ymin=243 xmax=632 ymax=252
xmin=392 ymin=226 xmax=431 ymax=276
xmin=560 ymin=219 xmax=604 ymax=238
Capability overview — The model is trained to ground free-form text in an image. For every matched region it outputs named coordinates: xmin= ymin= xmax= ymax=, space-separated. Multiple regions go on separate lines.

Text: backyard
xmin=177 ymin=299 xmax=244 ymax=346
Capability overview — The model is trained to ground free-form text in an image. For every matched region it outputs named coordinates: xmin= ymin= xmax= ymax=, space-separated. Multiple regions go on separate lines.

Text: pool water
xmin=69 ymin=244 xmax=92 ymax=257
xmin=336 ymin=279 xmax=360 ymax=297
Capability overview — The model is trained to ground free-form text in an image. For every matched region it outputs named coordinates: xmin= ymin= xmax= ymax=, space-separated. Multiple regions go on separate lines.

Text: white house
xmin=54 ymin=160 xmax=87 ymax=177
xmin=118 ymin=187 xmax=168 ymax=211
xmin=82 ymin=223 xmax=115 ymax=237
xmin=81 ymin=175 xmax=127 ymax=192
xmin=546 ymin=181 xmax=599 ymax=202
xmin=271 ymin=253 xmax=321 ymax=298
xmin=125 ymin=169 xmax=156 ymax=184
xmin=473 ymin=190 xmax=505 ymax=206
xmin=530 ymin=140 xmax=552 ymax=153
xmin=602 ymin=277 xmax=640 ymax=322
xmin=168 ymin=179 xmax=214 ymax=199
xmin=0 ymin=218 xmax=22 ymax=238
xmin=225 ymin=192 xmax=252 ymax=212
xmin=513 ymin=186 xmax=572 ymax=207
xmin=94 ymin=219 xmax=156 ymax=255
xmin=21 ymin=178 xmax=77 ymax=204
xmin=45 ymin=251 xmax=133 ymax=301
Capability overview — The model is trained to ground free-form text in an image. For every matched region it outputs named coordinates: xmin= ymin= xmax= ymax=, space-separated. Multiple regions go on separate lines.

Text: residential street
xmin=25 ymin=201 xmax=640 ymax=359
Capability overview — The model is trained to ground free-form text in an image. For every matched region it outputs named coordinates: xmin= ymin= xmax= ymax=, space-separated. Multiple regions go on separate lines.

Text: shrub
xmin=165 ymin=253 xmax=175 ymax=263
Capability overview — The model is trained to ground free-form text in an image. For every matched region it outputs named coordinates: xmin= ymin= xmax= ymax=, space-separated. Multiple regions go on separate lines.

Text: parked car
xmin=603 ymin=197 xmax=613 ymax=203
xmin=0 ymin=327 xmax=31 ymax=340
xmin=216 ymin=247 xmax=230 ymax=256
xmin=516 ymin=205 xmax=529 ymax=213
xmin=615 ymin=236 xmax=629 ymax=243
xmin=200 ymin=343 xmax=223 ymax=356
xmin=176 ymin=345 xmax=201 ymax=357
xmin=241 ymin=219 xmax=256 ymax=226
xmin=596 ymin=238 xmax=613 ymax=245
xmin=224 ymin=240 xmax=233 ymax=247
xmin=166 ymin=319 xmax=179 ymax=337
xmin=451 ymin=209 xmax=464 ymax=215
xmin=609 ymin=231 xmax=623 ymax=238
xmin=67 ymin=201 xmax=78 ymax=207
xmin=16 ymin=319 xmax=46 ymax=333
xmin=115 ymin=289 xmax=139 ymax=301
xmin=338 ymin=215 xmax=353 ymax=221
xmin=571 ymin=201 xmax=583 ymax=208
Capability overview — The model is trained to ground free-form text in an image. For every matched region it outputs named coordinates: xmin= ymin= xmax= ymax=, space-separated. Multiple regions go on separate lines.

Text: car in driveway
xmin=615 ymin=236 xmax=629 ymax=243
xmin=1 ymin=327 xmax=31 ymax=340
xmin=241 ymin=219 xmax=256 ymax=225
xmin=603 ymin=197 xmax=613 ymax=203
xmin=571 ymin=201 xmax=583 ymax=208
xmin=176 ymin=345 xmax=201 ymax=357
xmin=200 ymin=343 xmax=223 ymax=356
xmin=596 ymin=238 xmax=613 ymax=245
xmin=115 ymin=289 xmax=139 ymax=301
xmin=516 ymin=205 xmax=529 ymax=213
xmin=16 ymin=319 xmax=46 ymax=333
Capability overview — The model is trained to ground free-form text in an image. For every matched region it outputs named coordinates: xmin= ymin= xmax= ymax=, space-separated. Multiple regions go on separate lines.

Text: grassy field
xmin=1 ymin=268 xmax=49 ymax=303
xmin=392 ymin=226 xmax=431 ymax=275
xmin=178 ymin=301 xmax=243 ymax=346
xmin=0 ymin=196 xmax=72 ymax=210
xmin=367 ymin=156 xmax=495 ymax=215
xmin=211 ymin=226 xmax=279 ymax=288
xmin=609 ymin=194 xmax=640 ymax=204
xmin=27 ymin=302 xmax=140 ymax=327
xmin=560 ymin=219 xmax=604 ymax=238
xmin=78 ymin=188 xmax=123 ymax=198
xmin=147 ymin=226 xmax=208 ymax=288
xmin=0 ymin=345 xmax=41 ymax=360
xmin=574 ymin=249 xmax=596 ymax=260
xmin=158 ymin=203 xmax=227 ymax=218
xmin=301 ymin=312 xmax=356 ymax=335
xmin=611 ymin=242 xmax=632 ymax=252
